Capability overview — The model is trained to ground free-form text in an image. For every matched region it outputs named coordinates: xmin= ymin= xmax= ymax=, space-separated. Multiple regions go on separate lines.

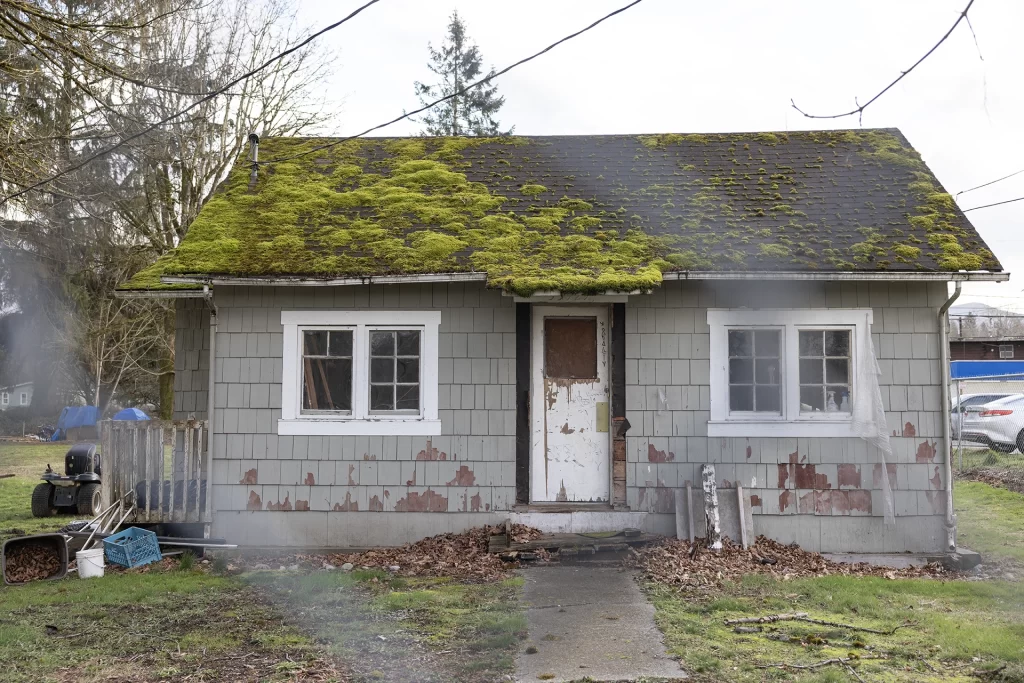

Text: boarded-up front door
xmin=530 ymin=306 xmax=610 ymax=502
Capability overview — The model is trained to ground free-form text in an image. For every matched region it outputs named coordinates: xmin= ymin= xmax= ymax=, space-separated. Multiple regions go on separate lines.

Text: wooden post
xmin=702 ymin=464 xmax=721 ymax=551
xmin=736 ymin=485 xmax=749 ymax=550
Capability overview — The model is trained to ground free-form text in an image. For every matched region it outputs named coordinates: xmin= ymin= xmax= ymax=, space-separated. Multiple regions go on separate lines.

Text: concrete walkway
xmin=515 ymin=565 xmax=685 ymax=682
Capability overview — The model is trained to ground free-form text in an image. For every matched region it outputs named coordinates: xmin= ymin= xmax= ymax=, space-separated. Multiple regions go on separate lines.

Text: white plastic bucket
xmin=76 ymin=548 xmax=105 ymax=579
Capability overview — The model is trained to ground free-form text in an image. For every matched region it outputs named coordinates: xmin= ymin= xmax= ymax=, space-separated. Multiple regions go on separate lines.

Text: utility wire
xmin=0 ymin=0 xmax=383 ymax=205
xmin=956 ymin=168 xmax=1024 ymax=199
xmin=263 ymin=0 xmax=645 ymax=164
xmin=791 ymin=0 xmax=975 ymax=123
xmin=962 ymin=196 xmax=1024 ymax=212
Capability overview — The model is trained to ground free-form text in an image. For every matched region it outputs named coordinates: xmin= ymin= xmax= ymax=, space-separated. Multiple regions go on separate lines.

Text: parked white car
xmin=956 ymin=393 xmax=1024 ymax=453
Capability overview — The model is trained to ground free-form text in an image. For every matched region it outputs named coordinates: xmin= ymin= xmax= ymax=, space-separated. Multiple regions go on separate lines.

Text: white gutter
xmin=114 ymin=289 xmax=206 ymax=299
xmin=162 ymin=270 xmax=1010 ymax=287
xmin=202 ymin=285 xmax=218 ymax=533
xmin=938 ymin=280 xmax=962 ymax=552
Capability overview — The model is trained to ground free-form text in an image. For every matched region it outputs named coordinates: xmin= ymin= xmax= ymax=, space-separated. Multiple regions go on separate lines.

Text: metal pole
xmin=956 ymin=379 xmax=963 ymax=470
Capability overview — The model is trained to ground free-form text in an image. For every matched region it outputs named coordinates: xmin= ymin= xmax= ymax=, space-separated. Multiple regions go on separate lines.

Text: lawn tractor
xmin=31 ymin=443 xmax=104 ymax=517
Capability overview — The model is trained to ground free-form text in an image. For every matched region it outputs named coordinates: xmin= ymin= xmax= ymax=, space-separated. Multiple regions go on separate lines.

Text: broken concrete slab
xmin=515 ymin=565 xmax=684 ymax=682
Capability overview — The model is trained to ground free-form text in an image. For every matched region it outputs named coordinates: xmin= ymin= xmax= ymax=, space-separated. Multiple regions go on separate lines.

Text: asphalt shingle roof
xmin=122 ymin=128 xmax=1000 ymax=294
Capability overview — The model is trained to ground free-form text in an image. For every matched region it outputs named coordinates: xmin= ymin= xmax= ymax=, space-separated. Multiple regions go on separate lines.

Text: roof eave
xmin=114 ymin=288 xmax=207 ymax=299
xmin=161 ymin=270 xmax=1010 ymax=287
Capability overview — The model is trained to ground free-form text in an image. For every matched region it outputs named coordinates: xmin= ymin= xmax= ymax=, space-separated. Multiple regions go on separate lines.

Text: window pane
xmin=303 ymin=330 xmax=328 ymax=356
xmin=397 ymin=358 xmax=419 ymax=383
xmin=729 ymin=358 xmax=753 ymax=384
xmin=756 ymin=385 xmax=781 ymax=412
xmin=545 ymin=318 xmax=597 ymax=379
xmin=800 ymin=386 xmax=824 ymax=412
xmin=729 ymin=385 xmax=753 ymax=411
xmin=799 ymin=330 xmax=823 ymax=356
xmin=728 ymin=330 xmax=752 ymax=357
xmin=370 ymin=384 xmax=394 ymax=411
xmin=302 ymin=358 xmax=351 ymax=411
xmin=799 ymin=358 xmax=823 ymax=384
xmin=371 ymin=331 xmax=395 ymax=356
xmin=825 ymin=330 xmax=850 ymax=356
xmin=828 ymin=386 xmax=851 ymax=412
xmin=754 ymin=359 xmax=780 ymax=384
xmin=754 ymin=330 xmax=780 ymax=357
xmin=396 ymin=385 xmax=420 ymax=410
xmin=329 ymin=331 xmax=352 ymax=357
xmin=397 ymin=330 xmax=420 ymax=356
xmin=370 ymin=358 xmax=394 ymax=383
xmin=825 ymin=358 xmax=849 ymax=384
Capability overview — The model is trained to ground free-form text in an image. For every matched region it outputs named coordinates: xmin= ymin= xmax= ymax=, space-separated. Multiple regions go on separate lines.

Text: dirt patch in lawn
xmin=958 ymin=466 xmax=1024 ymax=495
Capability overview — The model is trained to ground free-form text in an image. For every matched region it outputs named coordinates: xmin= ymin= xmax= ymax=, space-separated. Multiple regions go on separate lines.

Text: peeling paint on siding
xmin=267 ymin=495 xmax=293 ymax=511
xmin=348 ymin=464 xmax=356 ymax=486
xmin=916 ymin=440 xmax=937 ymax=463
xmin=247 ymin=490 xmax=262 ymax=511
xmin=333 ymin=492 xmax=357 ymax=511
xmin=873 ymin=463 xmax=898 ymax=488
xmin=368 ymin=495 xmax=384 ymax=511
xmin=930 ymin=466 xmax=942 ymax=490
xmin=416 ymin=439 xmax=448 ymax=461
xmin=395 ymin=489 xmax=448 ymax=512
xmin=240 ymin=469 xmax=257 ymax=485
xmin=903 ymin=422 xmax=917 ymax=437
xmin=837 ymin=464 xmax=861 ymax=488
xmin=295 ymin=499 xmax=310 ymax=511
xmin=305 ymin=472 xmax=315 ymax=486
xmin=447 ymin=465 xmax=476 ymax=486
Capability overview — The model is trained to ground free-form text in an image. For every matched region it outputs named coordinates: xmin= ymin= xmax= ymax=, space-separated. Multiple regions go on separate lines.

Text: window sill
xmin=277 ymin=418 xmax=442 ymax=436
xmin=708 ymin=420 xmax=858 ymax=438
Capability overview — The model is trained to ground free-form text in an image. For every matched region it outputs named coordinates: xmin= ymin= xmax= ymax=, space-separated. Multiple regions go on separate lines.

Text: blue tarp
xmin=950 ymin=360 xmax=1024 ymax=380
xmin=112 ymin=407 xmax=149 ymax=421
xmin=51 ymin=406 xmax=101 ymax=441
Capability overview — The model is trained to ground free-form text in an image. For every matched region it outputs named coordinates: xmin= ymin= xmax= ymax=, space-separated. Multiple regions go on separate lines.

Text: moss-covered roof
xmin=120 ymin=129 xmax=1001 ymax=295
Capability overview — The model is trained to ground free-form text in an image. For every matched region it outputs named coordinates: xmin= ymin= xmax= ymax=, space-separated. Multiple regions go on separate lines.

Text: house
xmin=0 ymin=381 xmax=33 ymax=411
xmin=949 ymin=302 xmax=1024 ymax=360
xmin=119 ymin=129 xmax=1008 ymax=554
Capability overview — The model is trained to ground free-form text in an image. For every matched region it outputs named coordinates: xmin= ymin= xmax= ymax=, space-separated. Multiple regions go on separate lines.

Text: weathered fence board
xmin=100 ymin=420 xmax=210 ymax=524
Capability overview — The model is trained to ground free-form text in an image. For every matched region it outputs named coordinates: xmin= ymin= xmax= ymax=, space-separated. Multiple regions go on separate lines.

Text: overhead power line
xmin=791 ymin=0 xmax=976 ymax=123
xmin=956 ymin=168 xmax=1024 ymax=199
xmin=263 ymin=0 xmax=645 ymax=164
xmin=962 ymin=196 xmax=1024 ymax=212
xmin=0 ymin=0 xmax=384 ymax=205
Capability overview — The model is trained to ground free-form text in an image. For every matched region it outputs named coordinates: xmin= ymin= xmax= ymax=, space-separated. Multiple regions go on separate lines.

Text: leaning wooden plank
xmin=737 ymin=485 xmax=748 ymax=550
xmin=674 ymin=488 xmax=687 ymax=540
xmin=702 ymin=464 xmax=721 ymax=551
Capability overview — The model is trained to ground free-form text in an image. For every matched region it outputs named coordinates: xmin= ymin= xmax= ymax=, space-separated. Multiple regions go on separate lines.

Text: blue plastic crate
xmin=103 ymin=527 xmax=162 ymax=568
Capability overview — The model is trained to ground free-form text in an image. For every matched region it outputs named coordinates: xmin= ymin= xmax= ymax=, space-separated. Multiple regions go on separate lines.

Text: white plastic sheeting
xmin=852 ymin=312 xmax=896 ymax=525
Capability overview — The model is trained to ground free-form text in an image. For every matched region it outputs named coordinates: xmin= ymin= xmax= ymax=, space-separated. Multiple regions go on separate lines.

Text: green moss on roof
xmin=119 ymin=254 xmax=201 ymax=291
xmin=129 ymin=129 xmax=1001 ymax=293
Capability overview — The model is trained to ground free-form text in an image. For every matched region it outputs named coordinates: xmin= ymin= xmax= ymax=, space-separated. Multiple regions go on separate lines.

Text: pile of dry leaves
xmin=3 ymin=541 xmax=63 ymax=583
xmin=958 ymin=466 xmax=1024 ymax=494
xmin=633 ymin=535 xmax=951 ymax=588
xmin=246 ymin=524 xmax=542 ymax=581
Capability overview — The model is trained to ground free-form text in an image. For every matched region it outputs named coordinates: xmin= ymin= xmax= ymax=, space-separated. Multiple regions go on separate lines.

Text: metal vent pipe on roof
xmin=248 ymin=133 xmax=260 ymax=189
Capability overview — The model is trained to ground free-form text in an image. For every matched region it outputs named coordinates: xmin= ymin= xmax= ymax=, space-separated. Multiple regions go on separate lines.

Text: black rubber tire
xmin=77 ymin=483 xmax=103 ymax=516
xmin=1016 ymin=430 xmax=1024 ymax=455
xmin=996 ymin=442 xmax=1017 ymax=454
xmin=31 ymin=483 xmax=57 ymax=517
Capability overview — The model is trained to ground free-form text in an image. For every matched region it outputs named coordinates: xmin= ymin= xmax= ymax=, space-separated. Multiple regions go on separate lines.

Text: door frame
xmin=529 ymin=305 xmax=613 ymax=503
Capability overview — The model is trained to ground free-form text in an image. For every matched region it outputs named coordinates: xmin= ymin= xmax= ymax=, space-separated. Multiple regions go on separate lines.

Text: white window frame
xmin=0 ymin=392 xmax=7 ymax=406
xmin=999 ymin=344 xmax=1014 ymax=359
xmin=20 ymin=392 xmax=28 ymax=406
xmin=708 ymin=308 xmax=873 ymax=437
xmin=278 ymin=310 xmax=441 ymax=436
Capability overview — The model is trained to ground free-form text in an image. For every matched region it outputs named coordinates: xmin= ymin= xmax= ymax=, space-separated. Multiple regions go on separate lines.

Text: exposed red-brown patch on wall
xmin=556 ymin=481 xmax=568 ymax=502
xmin=749 ymin=494 xmax=762 ymax=507
xmin=848 ymin=489 xmax=872 ymax=513
xmin=795 ymin=463 xmax=830 ymax=489
xmin=745 ymin=444 xmax=752 ymax=460
xmin=240 ymin=468 xmax=257 ymax=485
xmin=416 ymin=439 xmax=448 ymax=461
xmin=647 ymin=444 xmax=675 ymax=463
xmin=837 ymin=464 xmax=861 ymax=488
xmin=470 ymin=493 xmax=482 ymax=512
xmin=348 ymin=464 xmax=356 ymax=486
xmin=903 ymin=422 xmax=917 ymax=438
xmin=778 ymin=464 xmax=791 ymax=488
xmin=267 ymin=495 xmax=292 ymax=511
xmin=447 ymin=465 xmax=476 ymax=486
xmin=246 ymin=490 xmax=262 ymax=511
xmin=814 ymin=490 xmax=832 ymax=515
xmin=294 ymin=499 xmax=310 ymax=511
xmin=916 ymin=440 xmax=937 ymax=463
xmin=930 ymin=466 xmax=942 ymax=490
xmin=924 ymin=490 xmax=944 ymax=514
xmin=333 ymin=492 xmax=357 ymax=512
xmin=363 ymin=454 xmax=377 ymax=460
xmin=395 ymin=489 xmax=448 ymax=512
xmin=368 ymin=495 xmax=384 ymax=512
xmin=872 ymin=463 xmax=898 ymax=488
xmin=779 ymin=490 xmax=792 ymax=512
xmin=406 ymin=469 xmax=417 ymax=486
xmin=797 ymin=490 xmax=816 ymax=514
xmin=304 ymin=472 xmax=315 ymax=486
xmin=831 ymin=490 xmax=850 ymax=514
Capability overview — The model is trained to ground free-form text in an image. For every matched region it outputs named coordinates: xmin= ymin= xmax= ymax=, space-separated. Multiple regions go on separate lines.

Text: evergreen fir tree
xmin=414 ymin=10 xmax=512 ymax=136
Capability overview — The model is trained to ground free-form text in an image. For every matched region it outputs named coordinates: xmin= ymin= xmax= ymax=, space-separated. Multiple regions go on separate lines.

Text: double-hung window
xmin=20 ymin=392 xmax=28 ymax=406
xmin=280 ymin=311 xmax=441 ymax=436
xmin=0 ymin=392 xmax=7 ymax=406
xmin=708 ymin=309 xmax=872 ymax=437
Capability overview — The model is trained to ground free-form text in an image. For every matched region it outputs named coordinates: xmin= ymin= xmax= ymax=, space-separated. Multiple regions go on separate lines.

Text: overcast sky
xmin=298 ymin=0 xmax=1023 ymax=308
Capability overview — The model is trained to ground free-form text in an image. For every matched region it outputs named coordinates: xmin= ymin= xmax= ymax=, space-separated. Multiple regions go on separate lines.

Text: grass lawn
xmin=955 ymin=480 xmax=1024 ymax=563
xmin=954 ymin=448 xmax=1024 ymax=473
xmin=248 ymin=569 xmax=526 ymax=683
xmin=0 ymin=443 xmax=75 ymax=541
xmin=648 ymin=575 xmax=1024 ymax=682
